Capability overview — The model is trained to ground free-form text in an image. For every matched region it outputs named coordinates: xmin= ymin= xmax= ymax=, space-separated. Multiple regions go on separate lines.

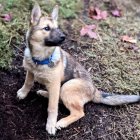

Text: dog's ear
xmin=31 ymin=3 xmax=41 ymax=25
xmin=51 ymin=5 xmax=59 ymax=21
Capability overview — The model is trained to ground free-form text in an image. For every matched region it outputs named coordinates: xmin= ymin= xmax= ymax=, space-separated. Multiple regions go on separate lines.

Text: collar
xmin=32 ymin=55 xmax=53 ymax=65
xmin=24 ymin=47 xmax=67 ymax=68
xmin=32 ymin=47 xmax=60 ymax=66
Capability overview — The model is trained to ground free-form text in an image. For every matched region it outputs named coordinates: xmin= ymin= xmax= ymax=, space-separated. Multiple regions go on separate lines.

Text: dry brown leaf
xmin=121 ymin=35 xmax=137 ymax=44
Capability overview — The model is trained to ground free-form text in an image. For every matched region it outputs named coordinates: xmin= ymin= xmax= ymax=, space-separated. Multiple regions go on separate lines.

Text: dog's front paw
xmin=17 ymin=88 xmax=28 ymax=100
xmin=46 ymin=121 xmax=57 ymax=135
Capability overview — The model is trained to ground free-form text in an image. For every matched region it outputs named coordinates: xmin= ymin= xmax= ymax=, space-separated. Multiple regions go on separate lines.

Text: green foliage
xmin=0 ymin=0 xmax=29 ymax=68
xmin=0 ymin=28 xmax=12 ymax=68
xmin=6 ymin=0 xmax=15 ymax=9
xmin=41 ymin=0 xmax=81 ymax=18
xmin=57 ymin=0 xmax=81 ymax=18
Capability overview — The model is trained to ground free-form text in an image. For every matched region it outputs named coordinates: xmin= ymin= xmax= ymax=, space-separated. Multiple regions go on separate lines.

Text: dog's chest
xmin=23 ymin=48 xmax=56 ymax=82
xmin=23 ymin=57 xmax=56 ymax=85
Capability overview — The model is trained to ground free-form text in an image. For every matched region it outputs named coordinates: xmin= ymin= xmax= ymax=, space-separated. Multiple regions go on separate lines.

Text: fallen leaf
xmin=121 ymin=35 xmax=137 ymax=44
xmin=89 ymin=6 xmax=108 ymax=20
xmin=80 ymin=24 xmax=98 ymax=39
xmin=0 ymin=13 xmax=12 ymax=22
xmin=89 ymin=6 xmax=94 ymax=18
xmin=111 ymin=9 xmax=122 ymax=17
xmin=80 ymin=24 xmax=96 ymax=36
xmin=101 ymin=11 xmax=108 ymax=19
xmin=87 ymin=31 xmax=98 ymax=39
xmin=92 ymin=7 xmax=102 ymax=20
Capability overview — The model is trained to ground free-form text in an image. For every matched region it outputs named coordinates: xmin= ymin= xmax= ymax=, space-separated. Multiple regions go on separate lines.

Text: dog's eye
xmin=44 ymin=26 xmax=50 ymax=31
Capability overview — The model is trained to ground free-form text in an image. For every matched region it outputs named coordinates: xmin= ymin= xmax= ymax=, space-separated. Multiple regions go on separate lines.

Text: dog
xmin=17 ymin=3 xmax=140 ymax=135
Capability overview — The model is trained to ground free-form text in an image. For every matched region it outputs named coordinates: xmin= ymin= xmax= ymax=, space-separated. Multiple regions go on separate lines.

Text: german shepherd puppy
xmin=17 ymin=3 xmax=140 ymax=135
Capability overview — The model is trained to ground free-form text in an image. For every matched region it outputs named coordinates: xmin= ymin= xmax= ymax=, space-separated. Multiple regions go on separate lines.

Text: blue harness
xmin=32 ymin=47 xmax=61 ymax=67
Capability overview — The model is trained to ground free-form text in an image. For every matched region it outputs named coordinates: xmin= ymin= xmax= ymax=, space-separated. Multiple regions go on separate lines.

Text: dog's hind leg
xmin=37 ymin=90 xmax=49 ymax=98
xmin=56 ymin=79 xmax=93 ymax=129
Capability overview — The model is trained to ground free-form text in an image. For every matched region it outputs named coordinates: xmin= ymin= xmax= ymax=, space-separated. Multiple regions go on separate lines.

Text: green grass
xmin=61 ymin=4 xmax=140 ymax=93
xmin=0 ymin=28 xmax=12 ymax=68
xmin=0 ymin=0 xmax=30 ymax=68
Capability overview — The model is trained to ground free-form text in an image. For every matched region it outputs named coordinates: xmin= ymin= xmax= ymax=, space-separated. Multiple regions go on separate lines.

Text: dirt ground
xmin=0 ymin=0 xmax=140 ymax=140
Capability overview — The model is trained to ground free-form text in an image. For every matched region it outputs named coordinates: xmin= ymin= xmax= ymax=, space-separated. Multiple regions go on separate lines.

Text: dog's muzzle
xmin=44 ymin=29 xmax=66 ymax=46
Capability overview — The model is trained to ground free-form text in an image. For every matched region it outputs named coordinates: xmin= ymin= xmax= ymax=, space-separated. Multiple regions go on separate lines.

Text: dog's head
xmin=28 ymin=3 xmax=65 ymax=47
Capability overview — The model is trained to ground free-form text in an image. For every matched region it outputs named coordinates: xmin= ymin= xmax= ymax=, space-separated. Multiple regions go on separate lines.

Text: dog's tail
xmin=93 ymin=89 xmax=140 ymax=105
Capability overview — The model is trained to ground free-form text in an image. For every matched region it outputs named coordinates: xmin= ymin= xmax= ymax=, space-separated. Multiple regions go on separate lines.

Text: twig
xmin=16 ymin=53 xmax=24 ymax=58
xmin=5 ymin=105 xmax=24 ymax=113
xmin=7 ymin=35 xmax=13 ymax=47
xmin=13 ymin=44 xmax=24 ymax=53
xmin=75 ymin=15 xmax=87 ymax=26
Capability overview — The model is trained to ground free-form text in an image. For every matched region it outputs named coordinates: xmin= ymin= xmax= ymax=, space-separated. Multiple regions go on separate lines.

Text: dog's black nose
xmin=60 ymin=34 xmax=65 ymax=41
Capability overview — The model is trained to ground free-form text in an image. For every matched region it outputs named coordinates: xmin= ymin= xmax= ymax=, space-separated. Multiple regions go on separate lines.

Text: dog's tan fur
xmin=17 ymin=3 xmax=140 ymax=135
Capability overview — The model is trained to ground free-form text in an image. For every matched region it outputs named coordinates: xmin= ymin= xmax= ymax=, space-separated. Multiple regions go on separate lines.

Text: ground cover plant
xmin=0 ymin=0 xmax=140 ymax=139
